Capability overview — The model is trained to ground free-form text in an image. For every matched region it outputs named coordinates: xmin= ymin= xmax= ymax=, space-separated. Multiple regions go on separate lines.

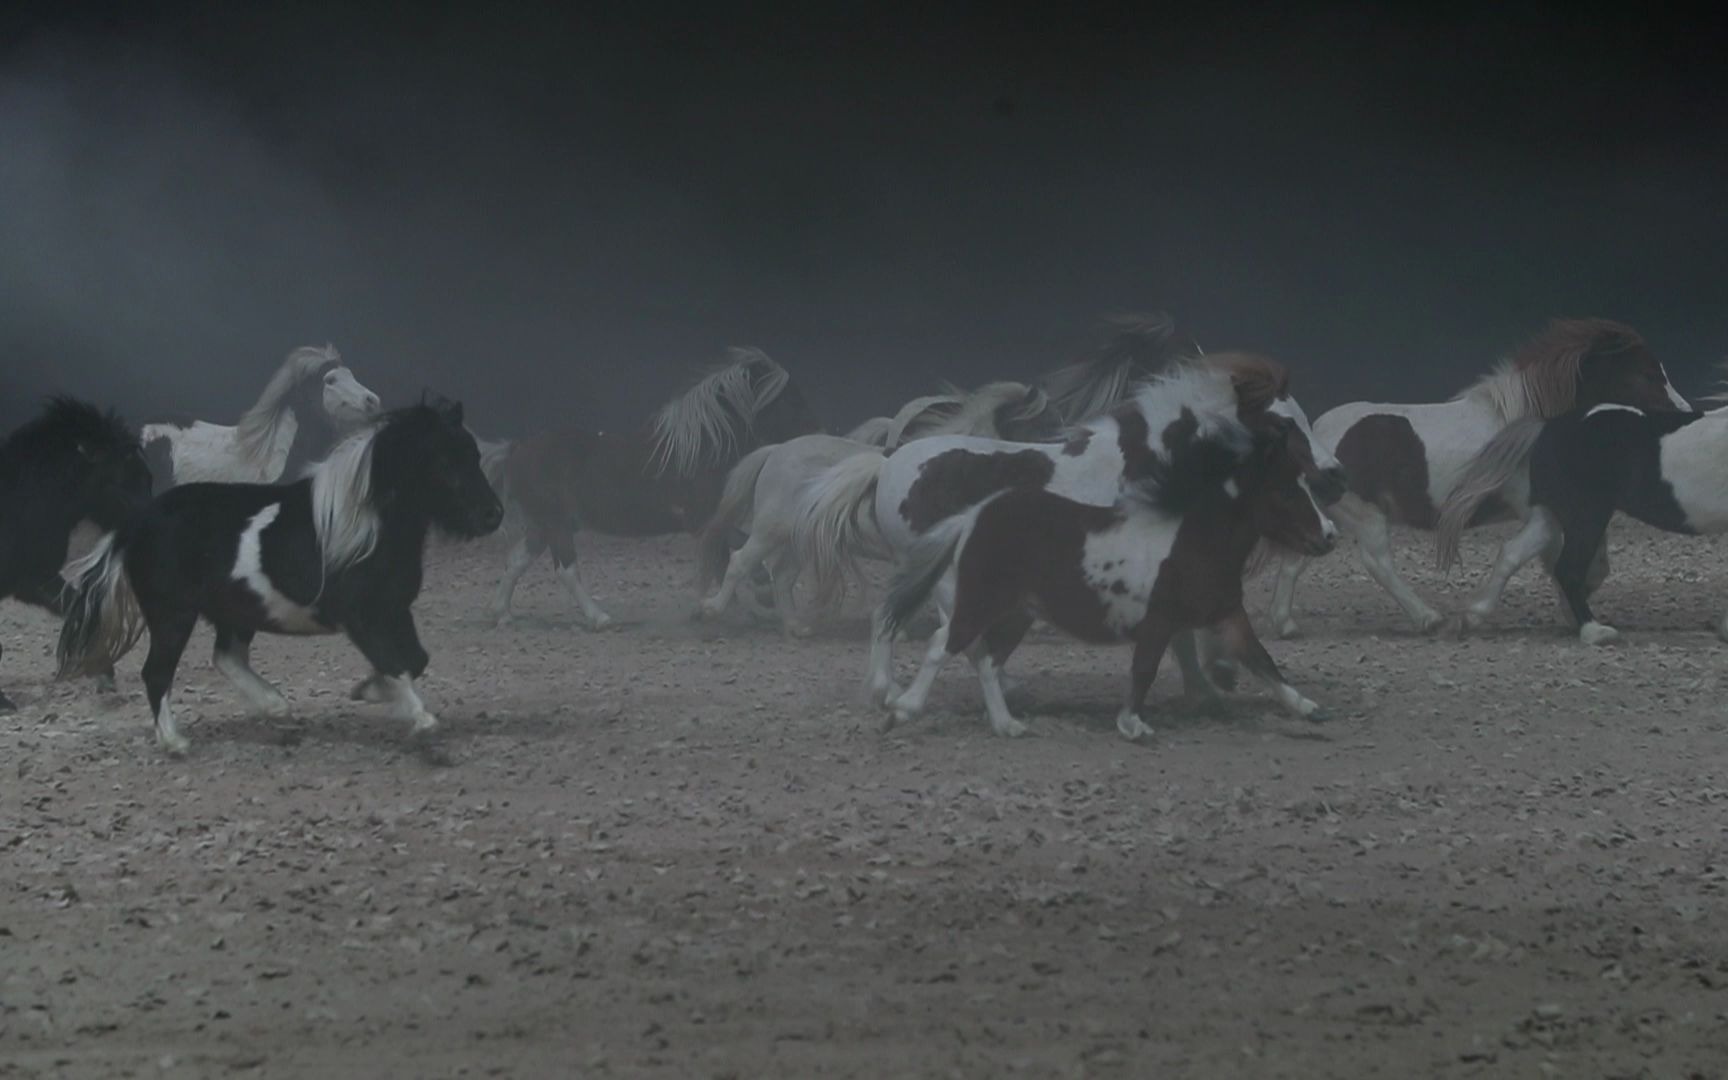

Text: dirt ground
xmin=4 ymin=520 xmax=1728 ymax=1078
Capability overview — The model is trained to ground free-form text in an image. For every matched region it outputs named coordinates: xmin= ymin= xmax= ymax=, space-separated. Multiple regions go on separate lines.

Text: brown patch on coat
xmin=898 ymin=448 xmax=1057 ymax=534
xmin=1332 ymin=414 xmax=1441 ymax=529
xmin=1208 ymin=352 xmax=1290 ymax=413
xmin=1061 ymin=429 xmax=1092 ymax=455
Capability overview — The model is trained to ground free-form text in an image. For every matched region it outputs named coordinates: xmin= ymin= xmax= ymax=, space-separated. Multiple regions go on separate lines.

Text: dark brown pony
xmin=486 ymin=348 xmax=820 ymax=628
xmin=877 ymin=399 xmax=1338 ymax=741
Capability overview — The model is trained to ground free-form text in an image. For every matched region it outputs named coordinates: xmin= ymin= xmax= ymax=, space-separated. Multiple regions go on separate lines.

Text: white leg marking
xmin=1329 ymin=494 xmax=1443 ymax=631
xmin=1580 ymin=621 xmax=1620 ymax=646
xmin=866 ymin=609 xmax=900 ymax=706
xmin=974 ymin=653 xmax=1025 ymax=738
xmin=889 ymin=618 xmax=951 ymax=725
xmin=556 ymin=561 xmax=614 ymax=630
xmin=156 ymin=693 xmax=189 ymax=756
xmin=700 ymin=532 xmax=770 ymax=619
xmin=1116 ymin=707 xmax=1153 ymax=741
xmin=1268 ymin=554 xmax=1310 ymax=638
xmin=382 ymin=675 xmax=439 ymax=733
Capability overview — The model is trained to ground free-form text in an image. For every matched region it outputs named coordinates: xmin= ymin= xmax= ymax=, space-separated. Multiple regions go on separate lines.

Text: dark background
xmin=3 ymin=2 xmax=1724 ymax=435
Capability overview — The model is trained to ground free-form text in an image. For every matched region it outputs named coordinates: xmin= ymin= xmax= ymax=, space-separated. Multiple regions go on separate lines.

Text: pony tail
xmin=791 ymin=451 xmax=887 ymax=612
xmin=697 ymin=444 xmax=775 ymax=588
xmin=878 ymin=502 xmax=984 ymax=638
xmin=1434 ymin=417 xmax=1547 ymax=571
xmin=56 ymin=533 xmax=146 ymax=679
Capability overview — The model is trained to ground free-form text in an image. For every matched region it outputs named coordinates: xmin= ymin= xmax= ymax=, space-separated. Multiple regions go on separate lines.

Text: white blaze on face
xmin=1270 ymin=395 xmax=1342 ymax=472
xmin=322 ymin=367 xmax=381 ymax=426
xmin=234 ymin=504 xmax=329 ymax=633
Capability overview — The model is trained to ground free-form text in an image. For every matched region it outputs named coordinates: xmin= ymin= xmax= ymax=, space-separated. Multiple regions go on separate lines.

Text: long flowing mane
xmin=234 ymin=345 xmax=343 ymax=468
xmin=648 ymin=347 xmax=791 ymax=477
xmin=886 ymin=382 xmax=1048 ymax=446
xmin=1 ymin=397 xmax=136 ymax=475
xmin=307 ymin=423 xmax=382 ymax=574
xmin=1456 ymin=318 xmax=1652 ymax=421
xmin=1040 ymin=311 xmax=1202 ymax=424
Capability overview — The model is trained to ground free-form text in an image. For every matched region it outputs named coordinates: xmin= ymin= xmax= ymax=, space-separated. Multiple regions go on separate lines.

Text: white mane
xmin=648 ymin=347 xmax=791 ymax=476
xmin=306 ymin=424 xmax=382 ymax=574
xmin=843 ymin=416 xmax=895 ymax=446
xmin=234 ymin=344 xmax=342 ymax=469
xmin=887 ymin=382 xmax=1047 ymax=446
xmin=1454 ymin=359 xmax=1545 ymax=422
xmin=1119 ymin=362 xmax=1245 ymax=447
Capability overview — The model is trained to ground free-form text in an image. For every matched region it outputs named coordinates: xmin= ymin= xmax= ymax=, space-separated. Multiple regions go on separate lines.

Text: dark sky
xmin=3 ymin=3 xmax=1725 ymax=434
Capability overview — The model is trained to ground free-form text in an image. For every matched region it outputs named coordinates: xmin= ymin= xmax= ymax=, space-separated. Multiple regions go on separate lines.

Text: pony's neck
xmin=1169 ymin=483 xmax=1266 ymax=578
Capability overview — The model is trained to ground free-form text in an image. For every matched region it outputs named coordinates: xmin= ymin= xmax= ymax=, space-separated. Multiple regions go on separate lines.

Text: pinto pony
xmin=879 ymin=389 xmax=1337 ymax=740
xmin=57 ymin=397 xmax=502 ymax=755
xmin=485 ymin=347 xmax=820 ymax=629
xmin=0 ymin=398 xmax=153 ymax=712
xmin=1436 ymin=399 xmax=1728 ymax=644
xmin=1269 ymin=318 xmax=1687 ymax=636
xmin=142 ymin=344 xmax=381 ymax=491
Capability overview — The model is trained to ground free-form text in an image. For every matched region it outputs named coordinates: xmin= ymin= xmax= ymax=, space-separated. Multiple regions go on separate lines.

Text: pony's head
xmin=1513 ymin=318 xmax=1686 ymax=417
xmin=286 ymin=345 xmax=381 ymax=429
xmin=1240 ymin=415 xmax=1338 ymax=558
xmin=372 ymin=394 xmax=504 ymax=540
xmin=1210 ymin=352 xmax=1348 ymax=505
xmin=2 ymin=397 xmax=152 ymax=527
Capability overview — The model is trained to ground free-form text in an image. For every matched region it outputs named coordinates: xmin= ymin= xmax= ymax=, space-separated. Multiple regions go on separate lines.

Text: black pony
xmin=57 ymin=396 xmax=503 ymax=754
xmin=0 ymin=397 xmax=152 ymax=712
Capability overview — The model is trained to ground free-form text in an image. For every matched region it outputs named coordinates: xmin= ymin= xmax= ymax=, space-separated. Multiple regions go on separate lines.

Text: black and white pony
xmin=142 ymin=344 xmax=381 ymax=491
xmin=1436 ymin=399 xmax=1728 ymax=644
xmin=57 ymin=396 xmax=503 ymax=755
xmin=0 ymin=398 xmax=153 ymax=712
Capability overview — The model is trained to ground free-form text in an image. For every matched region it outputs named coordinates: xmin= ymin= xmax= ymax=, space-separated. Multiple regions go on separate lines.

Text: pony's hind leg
xmin=549 ymin=531 xmax=614 ymax=631
xmin=1214 ymin=606 xmax=1326 ymax=722
xmin=767 ymin=550 xmax=812 ymax=638
xmin=866 ymin=605 xmax=900 ymax=706
xmin=141 ymin=611 xmax=198 ymax=755
xmin=1550 ymin=511 xmax=1617 ymax=645
xmin=697 ymin=528 xmax=774 ymax=621
xmin=1267 ymin=553 xmax=1310 ymax=638
xmin=212 ymin=625 xmax=290 ymax=718
xmin=971 ymin=612 xmax=1034 ymax=738
xmin=490 ymin=532 xmax=545 ymax=627
xmin=884 ymin=576 xmax=959 ymax=727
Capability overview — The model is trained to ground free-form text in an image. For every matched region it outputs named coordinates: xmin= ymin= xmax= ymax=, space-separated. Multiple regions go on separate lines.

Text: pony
xmin=1266 ymin=318 xmax=1688 ymax=636
xmin=1037 ymin=310 xmax=1201 ymax=425
xmin=485 ymin=347 xmax=821 ymax=629
xmin=789 ymin=354 xmax=1347 ymax=707
xmin=0 ymin=398 xmax=153 ymax=712
xmin=55 ymin=396 xmax=503 ymax=755
xmin=141 ymin=344 xmax=381 ymax=491
xmin=878 ymin=394 xmax=1337 ymax=740
xmin=1435 ymin=398 xmax=1728 ymax=644
xmin=695 ymin=381 xmax=1063 ymax=632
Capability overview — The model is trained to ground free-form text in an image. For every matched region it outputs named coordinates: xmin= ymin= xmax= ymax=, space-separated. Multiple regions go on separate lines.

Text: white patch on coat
xmin=1269 ymin=394 xmax=1342 ymax=472
xmin=1586 ymin=403 xmax=1644 ymax=418
xmin=1078 ymin=508 xmax=1180 ymax=634
xmin=1314 ymin=398 xmax=1521 ymax=519
xmin=1662 ymin=364 xmax=1689 ymax=409
xmin=1659 ymin=414 xmax=1728 ymax=531
xmin=234 ymin=504 xmax=330 ymax=633
xmin=144 ymin=415 xmax=298 ymax=485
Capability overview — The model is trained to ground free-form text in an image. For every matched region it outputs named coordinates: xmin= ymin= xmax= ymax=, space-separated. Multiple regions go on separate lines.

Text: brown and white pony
xmin=483 ymin=348 xmax=821 ymax=629
xmin=789 ymin=354 xmax=1346 ymax=707
xmin=1268 ymin=318 xmax=1688 ymax=636
xmin=878 ymin=384 xmax=1337 ymax=739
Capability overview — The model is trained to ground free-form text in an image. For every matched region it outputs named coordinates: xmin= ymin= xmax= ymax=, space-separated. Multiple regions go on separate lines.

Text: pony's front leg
xmin=1455 ymin=507 xmax=1560 ymax=632
xmin=767 ymin=551 xmax=812 ymax=638
xmin=1118 ymin=622 xmax=1173 ymax=741
xmin=970 ymin=612 xmax=1034 ymax=738
xmin=490 ymin=533 xmax=543 ymax=627
xmin=885 ymin=614 xmax=951 ymax=729
xmin=1267 ymin=553 xmax=1310 ymax=638
xmin=866 ymin=606 xmax=900 ymax=706
xmin=347 ymin=609 xmax=438 ymax=735
xmin=1213 ymin=606 xmax=1327 ymax=722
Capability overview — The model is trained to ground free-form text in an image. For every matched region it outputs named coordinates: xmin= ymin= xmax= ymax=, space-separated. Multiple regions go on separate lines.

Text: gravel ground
xmin=3 ymin=521 xmax=1727 ymax=1078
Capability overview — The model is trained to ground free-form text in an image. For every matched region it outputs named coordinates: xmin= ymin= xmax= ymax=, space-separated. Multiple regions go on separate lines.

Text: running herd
xmin=2 ymin=313 xmax=1719 ymax=752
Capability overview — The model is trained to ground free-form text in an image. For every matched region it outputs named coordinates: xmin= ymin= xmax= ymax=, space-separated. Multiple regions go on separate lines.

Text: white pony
xmin=695 ymin=381 xmax=1056 ymax=632
xmin=1266 ymin=318 xmax=1687 ymax=636
xmin=141 ymin=344 xmax=381 ymax=490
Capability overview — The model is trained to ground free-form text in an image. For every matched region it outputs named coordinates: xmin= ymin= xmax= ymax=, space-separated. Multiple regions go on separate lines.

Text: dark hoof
xmin=0 ymin=693 xmax=15 ymax=715
xmin=1306 ymin=707 xmax=1332 ymax=724
xmin=94 ymin=674 xmax=119 ymax=695
xmin=1207 ymin=664 xmax=1239 ymax=692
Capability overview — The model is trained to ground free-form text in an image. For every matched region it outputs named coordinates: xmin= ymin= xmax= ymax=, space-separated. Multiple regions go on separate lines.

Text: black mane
xmin=0 ymin=396 xmax=138 ymax=472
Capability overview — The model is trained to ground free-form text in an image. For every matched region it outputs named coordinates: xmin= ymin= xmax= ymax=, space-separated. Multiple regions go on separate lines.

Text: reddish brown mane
xmin=1208 ymin=352 xmax=1290 ymax=411
xmin=1511 ymin=317 xmax=1651 ymax=372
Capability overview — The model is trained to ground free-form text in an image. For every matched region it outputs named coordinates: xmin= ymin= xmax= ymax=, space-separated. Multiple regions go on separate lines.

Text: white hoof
xmin=585 ymin=612 xmax=615 ymax=632
xmin=1274 ymin=618 xmax=1300 ymax=640
xmin=491 ymin=611 xmax=514 ymax=630
xmin=695 ymin=598 xmax=723 ymax=621
xmin=1580 ymin=621 xmax=1620 ymax=646
xmin=1116 ymin=711 xmax=1153 ymax=741
xmin=157 ymin=730 xmax=191 ymax=757
xmin=410 ymin=711 xmax=440 ymax=736
xmin=261 ymin=695 xmax=292 ymax=720
xmin=784 ymin=622 xmax=815 ymax=640
xmin=1416 ymin=610 xmax=1446 ymax=634
xmin=991 ymin=716 xmax=1028 ymax=738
